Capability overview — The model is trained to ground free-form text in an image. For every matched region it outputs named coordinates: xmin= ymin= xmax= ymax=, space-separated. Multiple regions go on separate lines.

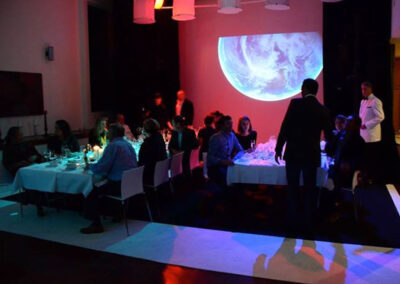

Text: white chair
xmin=144 ymin=158 xmax=171 ymax=191
xmin=202 ymin=152 xmax=208 ymax=179
xmin=190 ymin=148 xmax=200 ymax=171
xmin=104 ymin=166 xmax=152 ymax=236
xmin=169 ymin=152 xmax=183 ymax=179
xmin=169 ymin=152 xmax=184 ymax=193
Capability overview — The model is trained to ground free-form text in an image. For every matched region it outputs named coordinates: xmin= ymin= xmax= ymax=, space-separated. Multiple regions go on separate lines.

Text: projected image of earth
xmin=218 ymin=32 xmax=323 ymax=101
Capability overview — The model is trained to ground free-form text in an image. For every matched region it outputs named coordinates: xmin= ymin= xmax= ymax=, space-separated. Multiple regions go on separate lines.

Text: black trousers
xmin=84 ymin=180 xmax=121 ymax=224
xmin=285 ymin=162 xmax=317 ymax=229
xmin=208 ymin=165 xmax=228 ymax=189
xmin=364 ymin=142 xmax=383 ymax=182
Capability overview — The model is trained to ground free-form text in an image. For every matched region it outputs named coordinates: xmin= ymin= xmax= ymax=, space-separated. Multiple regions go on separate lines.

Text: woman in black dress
xmin=138 ymin=118 xmax=167 ymax=185
xmin=235 ymin=116 xmax=257 ymax=150
xmin=47 ymin=120 xmax=80 ymax=154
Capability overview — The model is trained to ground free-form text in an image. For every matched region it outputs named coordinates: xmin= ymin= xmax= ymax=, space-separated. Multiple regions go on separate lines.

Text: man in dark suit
xmin=174 ymin=90 xmax=194 ymax=126
xmin=275 ymin=78 xmax=331 ymax=232
xmin=169 ymin=116 xmax=199 ymax=176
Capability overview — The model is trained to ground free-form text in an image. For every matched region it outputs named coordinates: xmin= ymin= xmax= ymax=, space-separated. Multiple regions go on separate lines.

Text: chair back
xmin=121 ymin=166 xmax=145 ymax=200
xmin=154 ymin=159 xmax=170 ymax=187
xmin=190 ymin=148 xmax=200 ymax=170
xmin=202 ymin=152 xmax=208 ymax=178
xmin=170 ymin=152 xmax=183 ymax=178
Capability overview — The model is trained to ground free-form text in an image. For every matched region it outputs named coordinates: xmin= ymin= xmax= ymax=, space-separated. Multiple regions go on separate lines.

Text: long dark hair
xmin=5 ymin=126 xmax=21 ymax=144
xmin=237 ymin=116 xmax=253 ymax=134
xmin=56 ymin=120 xmax=72 ymax=138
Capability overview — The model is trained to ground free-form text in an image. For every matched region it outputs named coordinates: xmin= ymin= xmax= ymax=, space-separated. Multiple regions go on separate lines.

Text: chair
xmin=317 ymin=170 xmax=361 ymax=222
xmin=169 ymin=152 xmax=184 ymax=193
xmin=144 ymin=158 xmax=171 ymax=191
xmin=104 ymin=166 xmax=152 ymax=236
xmin=190 ymin=148 xmax=200 ymax=171
xmin=202 ymin=152 xmax=208 ymax=179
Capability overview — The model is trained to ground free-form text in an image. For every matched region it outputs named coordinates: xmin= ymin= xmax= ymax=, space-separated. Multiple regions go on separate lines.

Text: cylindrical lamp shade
xmin=133 ymin=0 xmax=155 ymax=24
xmin=265 ymin=0 xmax=290 ymax=10
xmin=218 ymin=0 xmax=242 ymax=14
xmin=172 ymin=0 xmax=195 ymax=21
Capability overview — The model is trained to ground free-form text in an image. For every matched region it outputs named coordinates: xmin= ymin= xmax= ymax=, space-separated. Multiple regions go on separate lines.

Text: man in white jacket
xmin=359 ymin=81 xmax=385 ymax=183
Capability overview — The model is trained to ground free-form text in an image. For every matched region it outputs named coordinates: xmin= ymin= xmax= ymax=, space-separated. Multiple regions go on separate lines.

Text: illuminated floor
xmin=0 ymin=200 xmax=399 ymax=283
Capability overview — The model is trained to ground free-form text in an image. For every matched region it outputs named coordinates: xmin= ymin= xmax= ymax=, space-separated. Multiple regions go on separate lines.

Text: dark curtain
xmin=323 ymin=0 xmax=400 ymax=183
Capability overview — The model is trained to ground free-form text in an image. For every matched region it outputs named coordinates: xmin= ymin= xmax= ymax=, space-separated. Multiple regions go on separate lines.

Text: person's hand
xmin=361 ymin=124 xmax=367 ymax=129
xmin=220 ymin=159 xmax=235 ymax=166
xmin=275 ymin=153 xmax=282 ymax=165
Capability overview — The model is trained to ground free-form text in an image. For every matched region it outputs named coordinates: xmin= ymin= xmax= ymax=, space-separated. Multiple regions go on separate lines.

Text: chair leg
xmin=353 ymin=190 xmax=358 ymax=222
xmin=122 ymin=201 xmax=129 ymax=236
xmin=317 ymin=187 xmax=322 ymax=209
xmin=169 ymin=180 xmax=175 ymax=194
xmin=144 ymin=195 xmax=153 ymax=222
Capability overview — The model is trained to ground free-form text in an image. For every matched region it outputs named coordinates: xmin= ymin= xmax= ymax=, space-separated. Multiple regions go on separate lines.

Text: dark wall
xmin=112 ymin=0 xmax=179 ymax=129
xmin=323 ymin=0 xmax=400 ymax=183
xmin=88 ymin=0 xmax=179 ymax=129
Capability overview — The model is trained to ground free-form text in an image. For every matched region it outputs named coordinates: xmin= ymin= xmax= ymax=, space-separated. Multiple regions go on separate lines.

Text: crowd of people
xmin=1 ymin=81 xmax=386 ymax=234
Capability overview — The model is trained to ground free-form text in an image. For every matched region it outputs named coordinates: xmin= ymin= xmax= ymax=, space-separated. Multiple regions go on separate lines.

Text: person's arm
xmin=89 ymin=142 xmax=116 ymax=176
xmin=232 ymin=133 xmax=244 ymax=156
xmin=365 ymin=99 xmax=385 ymax=129
xmin=275 ymin=101 xmax=293 ymax=162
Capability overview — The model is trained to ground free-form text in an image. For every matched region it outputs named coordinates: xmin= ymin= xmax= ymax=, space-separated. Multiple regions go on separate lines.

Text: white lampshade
xmin=173 ymin=0 xmax=195 ymax=21
xmin=218 ymin=0 xmax=242 ymax=14
xmin=133 ymin=0 xmax=155 ymax=24
xmin=265 ymin=0 xmax=290 ymax=10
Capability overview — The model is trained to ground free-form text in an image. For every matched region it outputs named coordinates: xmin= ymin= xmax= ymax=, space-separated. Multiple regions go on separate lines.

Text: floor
xmin=1 ymin=169 xmax=400 ymax=283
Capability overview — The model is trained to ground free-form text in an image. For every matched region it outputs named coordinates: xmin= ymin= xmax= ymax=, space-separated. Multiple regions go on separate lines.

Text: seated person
xmin=3 ymin=126 xmax=45 ymax=216
xmin=115 ymin=113 xmax=135 ymax=141
xmin=47 ymin=120 xmax=80 ymax=155
xmin=235 ymin=116 xmax=257 ymax=150
xmin=81 ymin=123 xmax=138 ymax=234
xmin=145 ymin=92 xmax=169 ymax=130
xmin=138 ymin=118 xmax=167 ymax=185
xmin=326 ymin=114 xmax=347 ymax=157
xmin=207 ymin=116 xmax=244 ymax=188
xmin=210 ymin=110 xmax=224 ymax=131
xmin=168 ymin=116 xmax=199 ymax=176
xmin=332 ymin=116 xmax=365 ymax=189
xmin=89 ymin=117 xmax=108 ymax=148
xmin=198 ymin=115 xmax=217 ymax=160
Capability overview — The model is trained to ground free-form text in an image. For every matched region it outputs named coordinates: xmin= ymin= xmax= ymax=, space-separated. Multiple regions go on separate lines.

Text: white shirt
xmin=359 ymin=93 xmax=385 ymax=143
xmin=175 ymin=99 xmax=184 ymax=116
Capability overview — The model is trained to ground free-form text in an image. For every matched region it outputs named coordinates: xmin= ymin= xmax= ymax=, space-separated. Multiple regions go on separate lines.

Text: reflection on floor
xmin=0 ymin=200 xmax=399 ymax=283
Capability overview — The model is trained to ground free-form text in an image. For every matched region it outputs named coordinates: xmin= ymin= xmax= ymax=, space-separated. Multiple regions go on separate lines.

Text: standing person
xmin=115 ymin=113 xmax=135 ymax=141
xmin=170 ymin=90 xmax=194 ymax=127
xmin=325 ymin=115 xmax=347 ymax=158
xmin=81 ymin=123 xmax=137 ymax=234
xmin=168 ymin=116 xmax=199 ymax=176
xmin=198 ymin=115 xmax=217 ymax=160
xmin=235 ymin=116 xmax=257 ymax=151
xmin=275 ymin=78 xmax=331 ymax=233
xmin=145 ymin=92 xmax=169 ymax=130
xmin=47 ymin=120 xmax=80 ymax=155
xmin=138 ymin=118 xmax=167 ymax=185
xmin=207 ymin=115 xmax=244 ymax=188
xmin=359 ymin=81 xmax=385 ymax=184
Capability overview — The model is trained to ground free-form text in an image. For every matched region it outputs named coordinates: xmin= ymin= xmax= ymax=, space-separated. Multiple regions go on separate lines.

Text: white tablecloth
xmin=227 ymin=156 xmax=329 ymax=187
xmin=12 ymin=161 xmax=94 ymax=197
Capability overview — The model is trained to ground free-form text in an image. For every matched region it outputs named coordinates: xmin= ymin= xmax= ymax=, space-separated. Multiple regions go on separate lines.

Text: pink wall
xmin=179 ymin=0 xmax=323 ymax=142
xmin=0 ymin=0 xmax=93 ymax=136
